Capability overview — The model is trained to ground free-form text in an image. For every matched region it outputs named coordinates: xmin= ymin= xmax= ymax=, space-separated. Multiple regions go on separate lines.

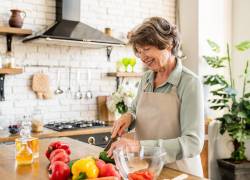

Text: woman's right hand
xmin=111 ymin=113 xmax=132 ymax=138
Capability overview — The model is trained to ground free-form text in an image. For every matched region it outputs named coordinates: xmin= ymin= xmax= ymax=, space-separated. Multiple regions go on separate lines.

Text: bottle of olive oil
xmin=15 ymin=139 xmax=33 ymax=165
xmin=15 ymin=116 xmax=34 ymax=165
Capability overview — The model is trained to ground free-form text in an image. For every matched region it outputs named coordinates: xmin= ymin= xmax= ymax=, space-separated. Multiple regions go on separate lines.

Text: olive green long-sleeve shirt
xmin=128 ymin=58 xmax=204 ymax=163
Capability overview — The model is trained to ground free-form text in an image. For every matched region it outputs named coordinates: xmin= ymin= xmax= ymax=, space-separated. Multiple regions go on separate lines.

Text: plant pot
xmin=217 ymin=159 xmax=250 ymax=180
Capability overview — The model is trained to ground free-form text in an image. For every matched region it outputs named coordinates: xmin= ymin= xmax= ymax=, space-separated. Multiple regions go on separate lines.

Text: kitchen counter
xmin=0 ymin=127 xmax=112 ymax=143
xmin=0 ymin=137 xmax=205 ymax=180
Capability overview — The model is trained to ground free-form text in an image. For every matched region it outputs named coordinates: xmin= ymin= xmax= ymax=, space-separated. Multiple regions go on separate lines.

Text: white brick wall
xmin=0 ymin=0 xmax=175 ymax=127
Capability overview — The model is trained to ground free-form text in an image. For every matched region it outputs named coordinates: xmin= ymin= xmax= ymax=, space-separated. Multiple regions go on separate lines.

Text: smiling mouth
xmin=144 ymin=58 xmax=154 ymax=66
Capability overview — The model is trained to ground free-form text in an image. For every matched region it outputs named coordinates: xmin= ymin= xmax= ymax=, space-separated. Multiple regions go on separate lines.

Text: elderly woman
xmin=108 ymin=17 xmax=204 ymax=176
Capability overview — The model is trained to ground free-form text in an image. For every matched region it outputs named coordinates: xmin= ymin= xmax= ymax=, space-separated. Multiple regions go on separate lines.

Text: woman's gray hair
xmin=129 ymin=17 xmax=180 ymax=56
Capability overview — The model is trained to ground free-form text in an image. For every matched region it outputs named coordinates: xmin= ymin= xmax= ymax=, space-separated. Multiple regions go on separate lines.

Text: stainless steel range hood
xmin=23 ymin=0 xmax=125 ymax=48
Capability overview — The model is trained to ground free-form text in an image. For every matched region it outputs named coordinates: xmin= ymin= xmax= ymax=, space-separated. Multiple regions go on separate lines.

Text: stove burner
xmin=44 ymin=120 xmax=106 ymax=132
xmin=79 ymin=124 xmax=87 ymax=128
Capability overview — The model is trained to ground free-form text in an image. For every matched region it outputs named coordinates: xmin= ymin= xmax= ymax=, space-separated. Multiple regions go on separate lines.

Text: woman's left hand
xmin=107 ymin=137 xmax=140 ymax=157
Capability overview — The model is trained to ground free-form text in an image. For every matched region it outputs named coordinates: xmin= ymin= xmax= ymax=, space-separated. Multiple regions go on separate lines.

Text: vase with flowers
xmin=106 ymin=86 xmax=134 ymax=119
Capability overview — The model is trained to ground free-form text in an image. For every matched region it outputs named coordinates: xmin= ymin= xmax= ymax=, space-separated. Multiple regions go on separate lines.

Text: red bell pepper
xmin=48 ymin=161 xmax=70 ymax=180
xmin=95 ymin=160 xmax=121 ymax=180
xmin=59 ymin=143 xmax=71 ymax=155
xmin=45 ymin=141 xmax=71 ymax=159
xmin=50 ymin=151 xmax=70 ymax=164
xmin=49 ymin=149 xmax=67 ymax=161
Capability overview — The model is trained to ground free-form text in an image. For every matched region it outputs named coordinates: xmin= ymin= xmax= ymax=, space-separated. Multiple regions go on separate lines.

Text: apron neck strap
xmin=171 ymin=85 xmax=177 ymax=92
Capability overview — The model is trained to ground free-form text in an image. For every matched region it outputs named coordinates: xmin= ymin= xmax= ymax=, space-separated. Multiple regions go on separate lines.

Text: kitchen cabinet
xmin=0 ymin=127 xmax=112 ymax=143
xmin=70 ymin=132 xmax=111 ymax=148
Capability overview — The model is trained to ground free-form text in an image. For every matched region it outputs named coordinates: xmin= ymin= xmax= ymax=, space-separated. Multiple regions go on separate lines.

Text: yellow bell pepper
xmin=72 ymin=157 xmax=99 ymax=180
xmin=85 ymin=163 xmax=99 ymax=178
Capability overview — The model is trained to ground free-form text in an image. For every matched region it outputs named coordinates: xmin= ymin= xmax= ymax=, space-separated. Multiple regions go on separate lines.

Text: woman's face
xmin=135 ymin=45 xmax=171 ymax=71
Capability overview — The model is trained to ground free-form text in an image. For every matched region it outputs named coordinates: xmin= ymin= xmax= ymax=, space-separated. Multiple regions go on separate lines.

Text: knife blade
xmin=104 ymin=136 xmax=118 ymax=151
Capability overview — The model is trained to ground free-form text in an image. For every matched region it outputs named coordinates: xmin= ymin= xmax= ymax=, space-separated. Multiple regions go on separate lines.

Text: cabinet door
xmin=70 ymin=132 xmax=111 ymax=147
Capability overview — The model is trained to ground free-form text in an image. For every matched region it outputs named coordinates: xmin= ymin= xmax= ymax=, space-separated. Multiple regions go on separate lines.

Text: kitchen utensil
xmin=66 ymin=68 xmax=72 ymax=98
xmin=97 ymin=96 xmax=116 ymax=122
xmin=54 ymin=70 xmax=63 ymax=95
xmin=113 ymin=146 xmax=166 ymax=180
xmin=85 ymin=69 xmax=93 ymax=99
xmin=103 ymin=136 xmax=118 ymax=151
xmin=32 ymin=72 xmax=52 ymax=99
xmin=75 ymin=70 xmax=83 ymax=99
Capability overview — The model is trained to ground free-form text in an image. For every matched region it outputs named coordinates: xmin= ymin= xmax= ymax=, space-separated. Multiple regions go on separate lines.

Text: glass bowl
xmin=113 ymin=146 xmax=166 ymax=180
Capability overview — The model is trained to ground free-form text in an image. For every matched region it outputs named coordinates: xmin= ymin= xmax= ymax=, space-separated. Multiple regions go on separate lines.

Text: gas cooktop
xmin=44 ymin=120 xmax=106 ymax=132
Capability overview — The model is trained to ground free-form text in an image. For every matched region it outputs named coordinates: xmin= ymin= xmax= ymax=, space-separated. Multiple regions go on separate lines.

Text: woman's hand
xmin=107 ymin=137 xmax=140 ymax=157
xmin=111 ymin=113 xmax=133 ymax=138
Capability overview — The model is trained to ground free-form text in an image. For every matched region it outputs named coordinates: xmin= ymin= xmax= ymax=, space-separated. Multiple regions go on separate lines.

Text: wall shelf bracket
xmin=6 ymin=34 xmax=13 ymax=52
xmin=0 ymin=74 xmax=5 ymax=101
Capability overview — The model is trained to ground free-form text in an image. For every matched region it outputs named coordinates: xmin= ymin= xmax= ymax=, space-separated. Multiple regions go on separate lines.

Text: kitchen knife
xmin=104 ymin=136 xmax=118 ymax=151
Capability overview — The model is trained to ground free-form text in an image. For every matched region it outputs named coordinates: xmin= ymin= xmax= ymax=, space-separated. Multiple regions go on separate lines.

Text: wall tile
xmin=0 ymin=0 xmax=175 ymax=125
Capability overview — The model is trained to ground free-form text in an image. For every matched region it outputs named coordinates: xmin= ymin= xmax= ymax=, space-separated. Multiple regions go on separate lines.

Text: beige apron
xmin=135 ymin=86 xmax=203 ymax=177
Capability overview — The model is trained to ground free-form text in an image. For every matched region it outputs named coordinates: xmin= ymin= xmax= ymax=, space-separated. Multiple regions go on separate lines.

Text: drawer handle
xmin=88 ymin=136 xmax=96 ymax=145
xmin=104 ymin=136 xmax=109 ymax=142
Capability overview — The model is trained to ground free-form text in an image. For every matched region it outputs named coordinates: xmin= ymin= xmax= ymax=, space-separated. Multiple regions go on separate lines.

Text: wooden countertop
xmin=0 ymin=127 xmax=113 ymax=143
xmin=0 ymin=137 xmax=205 ymax=180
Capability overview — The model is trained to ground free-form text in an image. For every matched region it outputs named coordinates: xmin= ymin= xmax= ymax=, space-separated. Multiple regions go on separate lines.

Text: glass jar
xmin=32 ymin=107 xmax=43 ymax=122
xmin=31 ymin=107 xmax=43 ymax=133
xmin=2 ymin=51 xmax=15 ymax=68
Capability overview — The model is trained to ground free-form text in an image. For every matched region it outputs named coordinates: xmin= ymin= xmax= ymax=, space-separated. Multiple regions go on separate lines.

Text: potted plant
xmin=203 ymin=40 xmax=250 ymax=180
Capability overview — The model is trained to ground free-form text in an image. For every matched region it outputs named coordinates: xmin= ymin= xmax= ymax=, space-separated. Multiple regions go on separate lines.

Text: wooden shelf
xmin=107 ymin=72 xmax=143 ymax=90
xmin=0 ymin=68 xmax=23 ymax=101
xmin=0 ymin=68 xmax=23 ymax=75
xmin=0 ymin=26 xmax=32 ymax=52
xmin=0 ymin=27 xmax=28 ymax=101
xmin=107 ymin=72 xmax=143 ymax=77
xmin=0 ymin=26 xmax=32 ymax=36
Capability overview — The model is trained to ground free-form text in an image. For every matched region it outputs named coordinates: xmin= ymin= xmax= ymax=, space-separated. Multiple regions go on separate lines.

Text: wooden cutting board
xmin=97 ymin=96 xmax=115 ymax=123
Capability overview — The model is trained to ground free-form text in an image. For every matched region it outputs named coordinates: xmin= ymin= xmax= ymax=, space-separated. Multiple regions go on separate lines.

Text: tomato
xmin=128 ymin=170 xmax=154 ymax=180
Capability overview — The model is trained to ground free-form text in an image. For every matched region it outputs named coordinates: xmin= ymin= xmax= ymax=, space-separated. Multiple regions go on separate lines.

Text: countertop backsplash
xmin=0 ymin=0 xmax=175 ymax=127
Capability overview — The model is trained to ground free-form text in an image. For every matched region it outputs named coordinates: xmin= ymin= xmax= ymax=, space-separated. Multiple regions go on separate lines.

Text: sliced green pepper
xmin=99 ymin=151 xmax=115 ymax=164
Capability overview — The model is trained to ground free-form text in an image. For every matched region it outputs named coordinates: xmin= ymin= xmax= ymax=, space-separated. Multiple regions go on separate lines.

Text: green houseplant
xmin=203 ymin=40 xmax=250 ymax=179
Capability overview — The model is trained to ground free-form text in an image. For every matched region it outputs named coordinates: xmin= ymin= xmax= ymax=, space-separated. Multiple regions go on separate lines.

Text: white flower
xmin=123 ymin=96 xmax=133 ymax=107
xmin=106 ymin=86 xmax=135 ymax=113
